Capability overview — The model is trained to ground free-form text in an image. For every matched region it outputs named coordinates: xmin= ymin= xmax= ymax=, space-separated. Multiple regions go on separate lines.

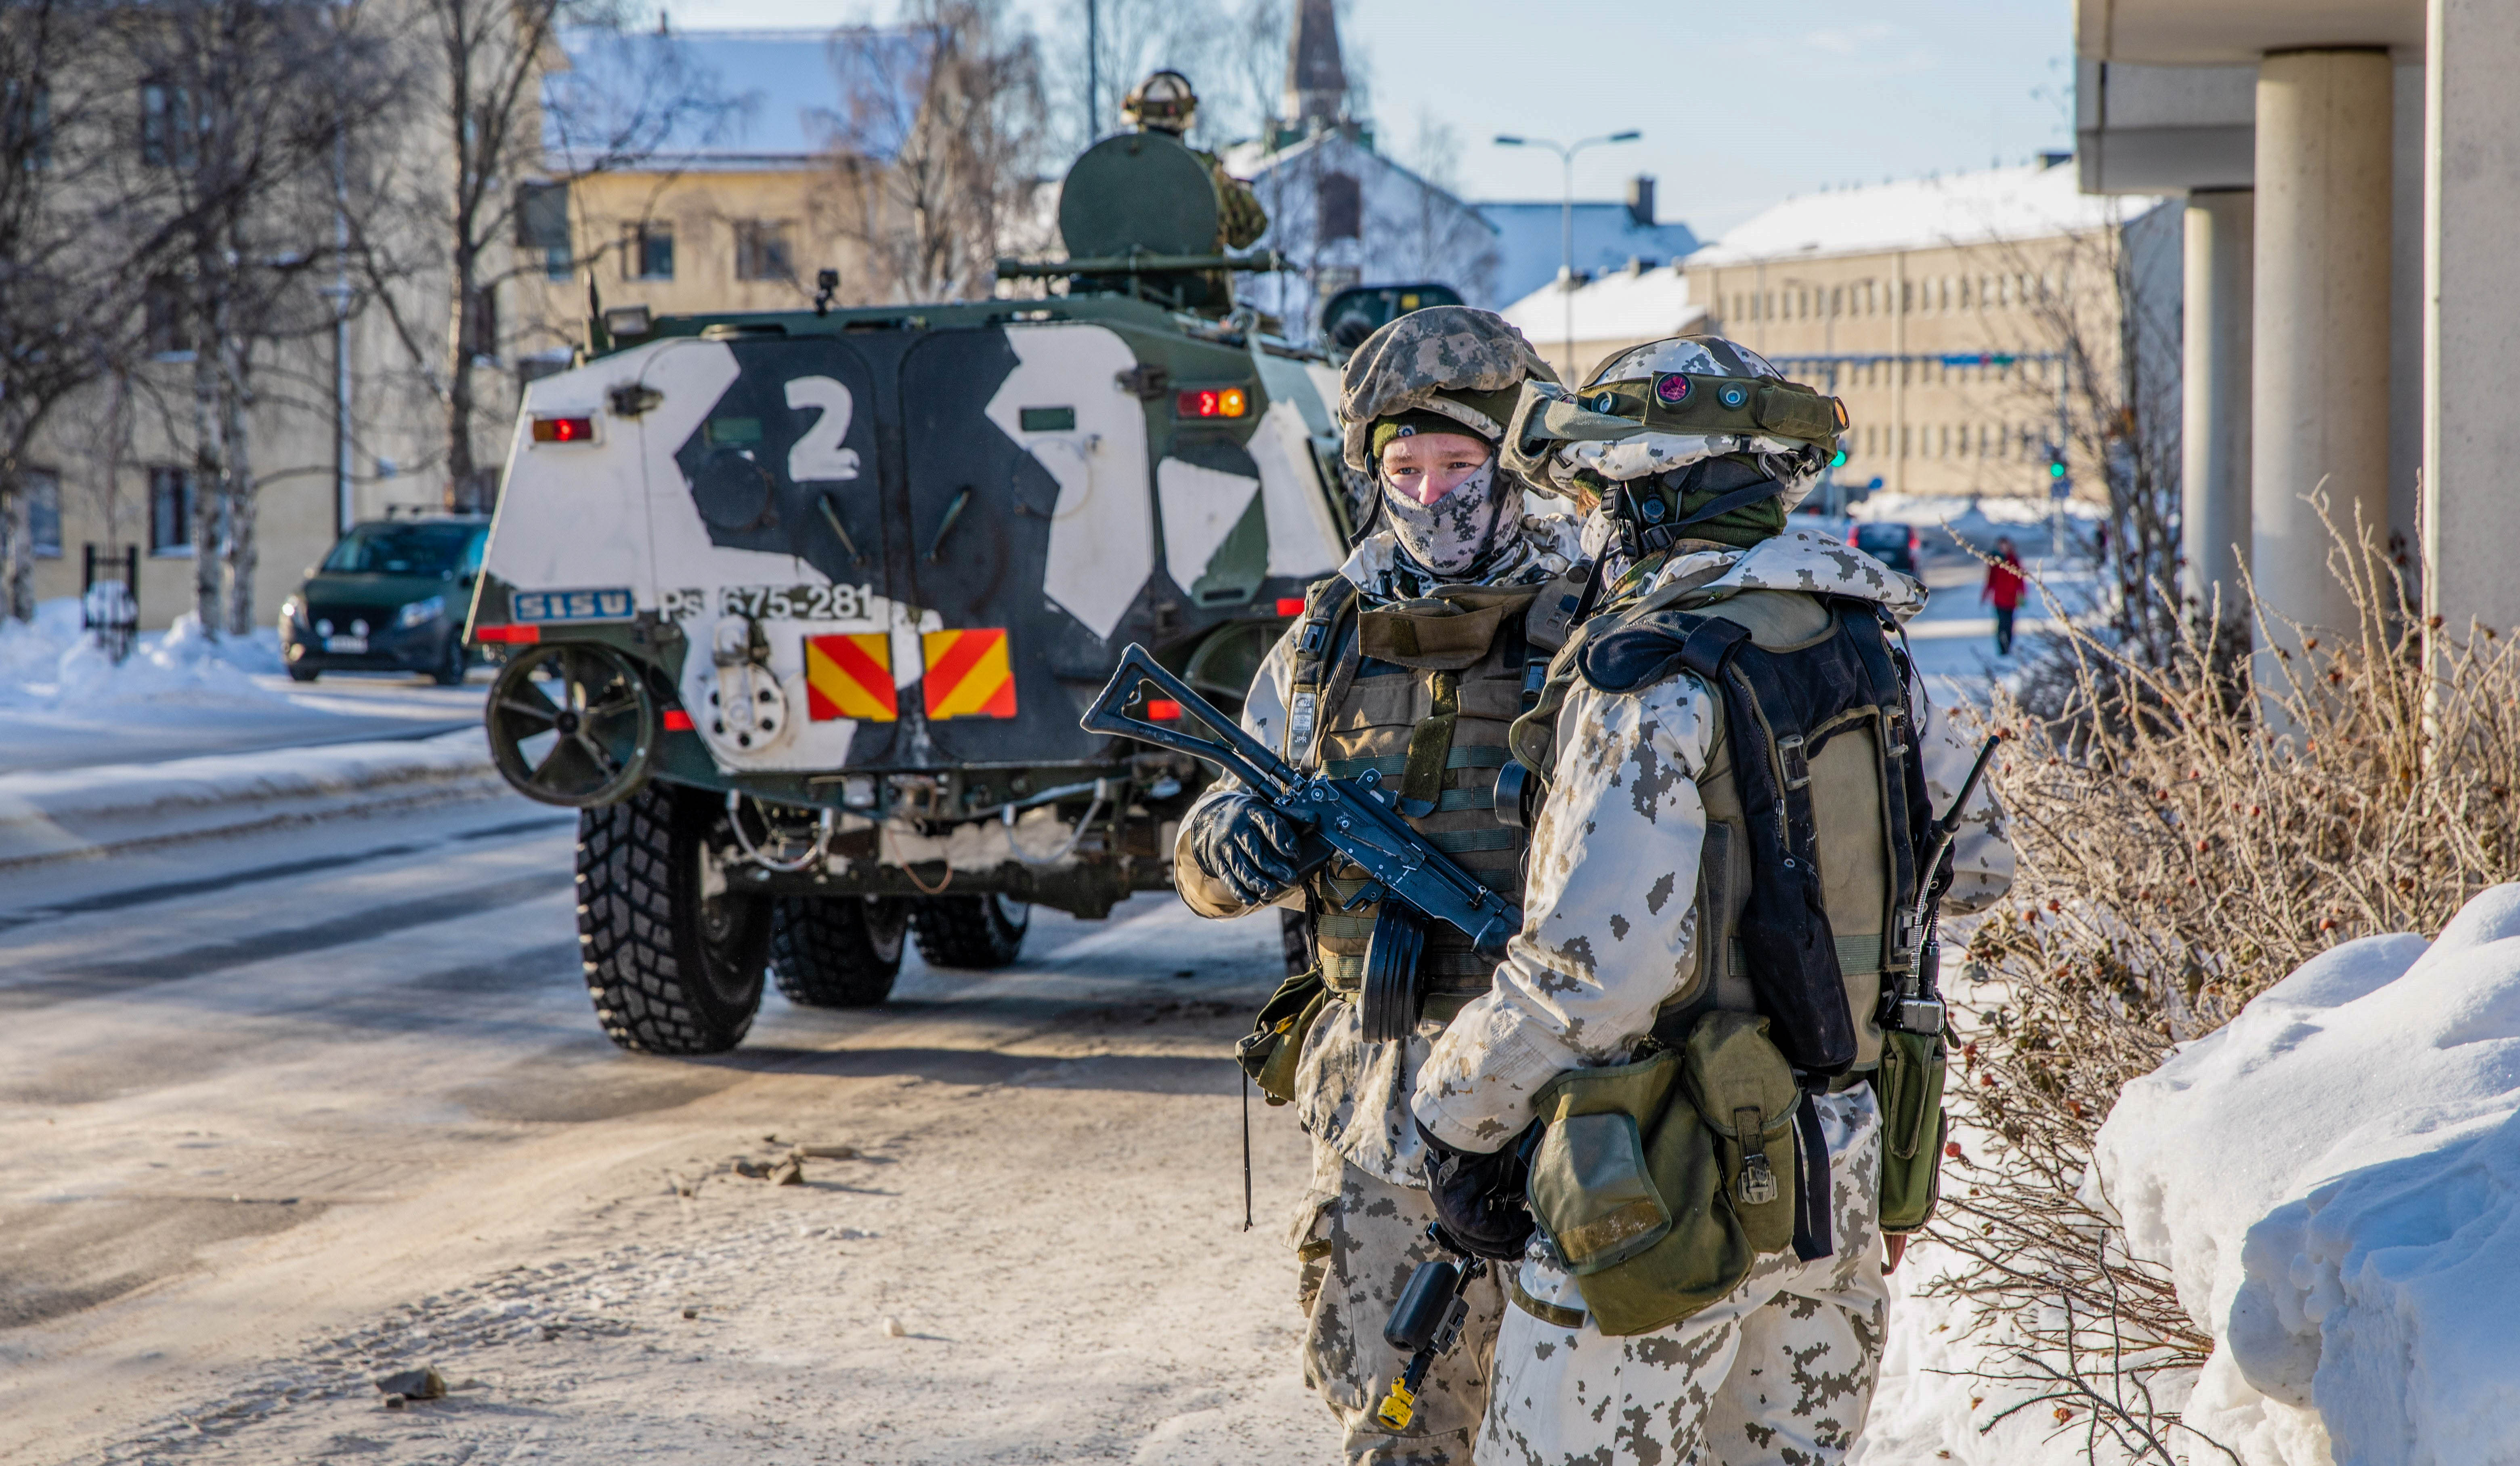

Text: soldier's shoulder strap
xmin=1284 ymin=575 xmax=1362 ymax=765
xmin=1504 ymin=557 xmax=1737 ymax=783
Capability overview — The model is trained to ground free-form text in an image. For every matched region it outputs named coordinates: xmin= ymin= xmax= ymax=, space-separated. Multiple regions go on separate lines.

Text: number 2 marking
xmin=786 ymin=377 xmax=862 ymax=481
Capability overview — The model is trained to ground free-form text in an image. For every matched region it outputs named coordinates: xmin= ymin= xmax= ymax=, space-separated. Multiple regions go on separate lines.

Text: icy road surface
xmin=0 ymin=798 xmax=1332 ymax=1464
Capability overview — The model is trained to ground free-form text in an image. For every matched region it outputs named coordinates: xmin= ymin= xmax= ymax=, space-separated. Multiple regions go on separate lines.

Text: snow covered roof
xmin=1499 ymin=261 xmax=1704 ymax=349
xmin=1475 ymin=201 xmax=1700 ymax=307
xmin=544 ymin=27 xmax=923 ymax=172
xmin=1685 ymin=160 xmax=2166 ymax=266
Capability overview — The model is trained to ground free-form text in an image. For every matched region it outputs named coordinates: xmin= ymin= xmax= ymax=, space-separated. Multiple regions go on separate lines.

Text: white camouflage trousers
xmin=1479 ymin=1088 xmax=1889 ymax=1466
xmin=1297 ymin=1150 xmax=1508 ymax=1466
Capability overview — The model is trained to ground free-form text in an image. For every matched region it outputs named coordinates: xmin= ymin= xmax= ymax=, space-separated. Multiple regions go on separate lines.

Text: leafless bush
xmin=1924 ymin=504 xmax=2520 ymax=1458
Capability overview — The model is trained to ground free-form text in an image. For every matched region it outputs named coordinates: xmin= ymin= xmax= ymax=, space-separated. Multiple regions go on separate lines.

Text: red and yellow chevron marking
xmin=920 ymin=628 xmax=1017 ymax=719
xmin=804 ymin=633 xmax=897 ymax=722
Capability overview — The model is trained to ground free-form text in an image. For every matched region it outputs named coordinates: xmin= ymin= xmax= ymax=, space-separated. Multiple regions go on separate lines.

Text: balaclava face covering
xmin=1380 ymin=453 xmax=1521 ymax=581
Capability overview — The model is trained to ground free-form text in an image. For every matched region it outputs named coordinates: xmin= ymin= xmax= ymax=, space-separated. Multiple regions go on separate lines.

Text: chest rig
xmin=1510 ymin=568 xmax=1933 ymax=1078
xmin=1284 ymin=568 xmax=1589 ymax=1040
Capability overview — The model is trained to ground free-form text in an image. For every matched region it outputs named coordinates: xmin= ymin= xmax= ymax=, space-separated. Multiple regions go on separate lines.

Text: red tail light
xmin=1275 ymin=597 xmax=1305 ymax=616
xmin=531 ymin=416 xmax=596 ymax=444
xmin=472 ymin=624 xmax=540 ymax=644
xmin=662 ymin=709 xmax=694 ymax=732
xmin=1147 ymin=699 xmax=1183 ymax=720
xmin=1173 ymin=386 xmax=1249 ymax=419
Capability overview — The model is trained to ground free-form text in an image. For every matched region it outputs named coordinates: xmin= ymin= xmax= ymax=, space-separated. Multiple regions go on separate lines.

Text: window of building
xmin=1317 ymin=172 xmax=1362 ymax=242
xmin=625 ymin=222 xmax=674 ymax=281
xmin=516 ymin=181 xmax=571 ymax=280
xmin=144 ymin=275 xmax=192 ymax=357
xmin=149 ymin=467 xmax=195 ymax=555
xmin=463 ymin=284 xmax=497 ymax=363
xmin=734 ymin=220 xmax=794 ymax=281
xmin=26 ymin=468 xmax=60 ymax=558
xmin=140 ymin=81 xmax=196 ymax=169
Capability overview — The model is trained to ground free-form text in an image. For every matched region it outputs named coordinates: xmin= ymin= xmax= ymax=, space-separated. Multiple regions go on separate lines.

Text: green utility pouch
xmin=1680 ymin=1011 xmax=1805 ymax=1259
xmin=1523 ymin=1012 xmax=1804 ymax=1336
xmin=1527 ymin=1054 xmax=1679 ymax=1273
xmin=1235 ymin=966 xmax=1327 ymax=1107
xmin=1873 ymin=1027 xmax=1949 ymax=1233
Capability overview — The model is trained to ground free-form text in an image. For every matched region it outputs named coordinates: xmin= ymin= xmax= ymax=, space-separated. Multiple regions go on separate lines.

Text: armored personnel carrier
xmin=468 ymin=129 xmax=1353 ymax=1053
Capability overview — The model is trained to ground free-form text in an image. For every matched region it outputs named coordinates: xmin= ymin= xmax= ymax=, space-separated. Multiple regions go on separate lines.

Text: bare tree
xmin=1984 ymin=208 xmax=2184 ymax=663
xmin=0 ymin=1 xmax=145 ymax=621
xmin=357 ymin=1 xmax=738 ymax=513
xmin=823 ymin=1 xmax=1048 ymax=305
xmin=104 ymin=0 xmax=399 ymax=633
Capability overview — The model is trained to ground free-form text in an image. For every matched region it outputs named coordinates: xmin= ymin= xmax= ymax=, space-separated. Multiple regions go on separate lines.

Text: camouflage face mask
xmin=1381 ymin=456 xmax=1518 ymax=578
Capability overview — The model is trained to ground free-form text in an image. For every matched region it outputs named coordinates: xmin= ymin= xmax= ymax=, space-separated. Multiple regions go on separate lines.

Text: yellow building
xmin=1684 ymin=161 xmax=2176 ymax=503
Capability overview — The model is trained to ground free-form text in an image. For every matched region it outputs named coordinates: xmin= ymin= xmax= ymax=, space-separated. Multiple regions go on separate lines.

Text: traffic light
xmin=2044 ymin=443 xmax=2067 ymax=479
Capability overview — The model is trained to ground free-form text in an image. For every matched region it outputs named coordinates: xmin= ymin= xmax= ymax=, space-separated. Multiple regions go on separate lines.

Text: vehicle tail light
xmin=663 ymin=708 xmax=694 ymax=732
xmin=1275 ymin=597 xmax=1305 ymax=616
xmin=531 ymin=416 xmax=595 ymax=444
xmin=1173 ymin=386 xmax=1249 ymax=419
xmin=1146 ymin=699 xmax=1183 ymax=720
xmin=472 ymin=624 xmax=540 ymax=644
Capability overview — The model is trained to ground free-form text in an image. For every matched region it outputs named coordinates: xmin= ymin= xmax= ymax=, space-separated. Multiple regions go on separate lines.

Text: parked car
xmin=1851 ymin=520 xmax=1922 ymax=575
xmin=280 ymin=515 xmax=488 ymax=685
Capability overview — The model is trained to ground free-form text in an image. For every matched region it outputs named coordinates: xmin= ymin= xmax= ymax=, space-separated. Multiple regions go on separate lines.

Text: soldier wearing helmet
xmin=1123 ymin=68 xmax=1267 ymax=253
xmin=1174 ymin=306 xmax=1581 ymax=1464
xmin=1404 ymin=336 xmax=2016 ymax=1464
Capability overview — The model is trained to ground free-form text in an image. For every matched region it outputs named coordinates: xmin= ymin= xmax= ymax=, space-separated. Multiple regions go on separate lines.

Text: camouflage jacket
xmin=1192 ymin=148 xmax=1269 ymax=252
xmin=1410 ymin=527 xmax=2016 ymax=1152
xmin=1178 ymin=513 xmax=1582 ymax=1187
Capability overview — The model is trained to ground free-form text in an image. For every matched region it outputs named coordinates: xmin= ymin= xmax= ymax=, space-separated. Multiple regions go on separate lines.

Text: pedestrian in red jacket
xmin=1983 ymin=538 xmax=2026 ymax=655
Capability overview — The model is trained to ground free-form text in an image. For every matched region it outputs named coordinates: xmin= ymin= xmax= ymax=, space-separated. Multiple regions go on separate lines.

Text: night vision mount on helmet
xmin=467 ymin=126 xmax=1355 ymax=1055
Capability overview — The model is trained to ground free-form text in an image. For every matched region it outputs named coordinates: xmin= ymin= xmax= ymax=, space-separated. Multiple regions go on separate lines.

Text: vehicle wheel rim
xmin=485 ymin=643 xmax=657 ymax=808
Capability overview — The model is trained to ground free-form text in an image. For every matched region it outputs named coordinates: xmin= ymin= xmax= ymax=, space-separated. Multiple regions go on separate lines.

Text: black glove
xmin=1183 ymin=793 xmax=1308 ymax=907
xmin=1418 ymin=1119 xmax=1536 ymax=1262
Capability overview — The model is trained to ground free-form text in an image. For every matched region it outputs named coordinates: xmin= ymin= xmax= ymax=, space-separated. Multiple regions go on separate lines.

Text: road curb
xmin=0 ymin=727 xmax=514 ymax=870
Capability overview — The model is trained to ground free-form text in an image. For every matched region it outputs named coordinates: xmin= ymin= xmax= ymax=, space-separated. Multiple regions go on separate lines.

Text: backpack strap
xmin=1285 ymin=576 xmax=1360 ymax=767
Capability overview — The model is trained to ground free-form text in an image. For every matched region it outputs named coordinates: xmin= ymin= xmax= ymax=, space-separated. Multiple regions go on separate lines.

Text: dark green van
xmin=280 ymin=515 xmax=489 ymax=685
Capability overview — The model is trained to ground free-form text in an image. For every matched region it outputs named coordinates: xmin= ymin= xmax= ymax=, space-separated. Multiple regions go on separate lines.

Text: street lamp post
xmin=1495 ymin=129 xmax=1641 ymax=383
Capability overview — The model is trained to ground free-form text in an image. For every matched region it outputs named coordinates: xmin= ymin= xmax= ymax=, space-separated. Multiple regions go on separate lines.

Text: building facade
xmin=1682 ymin=162 xmax=2176 ymax=504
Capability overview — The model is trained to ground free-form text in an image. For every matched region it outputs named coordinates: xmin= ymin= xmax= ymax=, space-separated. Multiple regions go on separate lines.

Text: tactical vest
xmin=1283 ymin=570 xmax=1588 ymax=1027
xmin=1511 ymin=572 xmax=1932 ymax=1077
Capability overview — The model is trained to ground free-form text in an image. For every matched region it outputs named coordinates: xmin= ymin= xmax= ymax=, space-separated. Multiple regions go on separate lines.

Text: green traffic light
xmin=2048 ymin=460 xmax=2066 ymax=478
xmin=1831 ymin=449 xmax=1848 ymax=468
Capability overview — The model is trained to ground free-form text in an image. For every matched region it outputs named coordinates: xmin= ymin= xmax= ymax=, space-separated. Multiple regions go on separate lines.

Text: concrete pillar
xmin=2182 ymin=189 xmax=2254 ymax=624
xmin=2424 ymin=0 xmax=2520 ymax=640
xmin=2251 ymin=49 xmax=2394 ymax=638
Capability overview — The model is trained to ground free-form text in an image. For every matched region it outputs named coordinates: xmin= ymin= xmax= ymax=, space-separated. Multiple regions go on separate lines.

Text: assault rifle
xmin=1082 ymin=645 xmax=1524 ymax=1040
xmin=1886 ymin=733 xmax=2003 ymax=1037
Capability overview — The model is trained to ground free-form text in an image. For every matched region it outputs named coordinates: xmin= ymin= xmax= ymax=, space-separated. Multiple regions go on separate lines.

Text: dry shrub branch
xmin=1924 ymin=503 xmax=2520 ymax=1452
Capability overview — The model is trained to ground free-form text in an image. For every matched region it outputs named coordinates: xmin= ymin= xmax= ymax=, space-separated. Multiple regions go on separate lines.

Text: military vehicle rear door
xmin=634 ymin=333 xmax=909 ymax=769
xmin=898 ymin=323 xmax=1156 ymax=763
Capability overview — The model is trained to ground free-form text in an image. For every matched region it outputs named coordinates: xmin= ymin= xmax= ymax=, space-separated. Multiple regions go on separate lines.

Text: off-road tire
xmin=769 ymin=897 xmax=909 ymax=1007
xmin=909 ymin=894 xmax=1029 ymax=969
xmin=288 ymin=663 xmax=320 ymax=683
xmin=577 ymin=784 xmax=770 ymax=1053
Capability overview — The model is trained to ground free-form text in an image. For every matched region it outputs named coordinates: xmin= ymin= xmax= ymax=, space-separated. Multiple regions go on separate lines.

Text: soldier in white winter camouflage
xmin=1406 ymin=335 xmax=2013 ymax=1464
xmin=1177 ymin=306 xmax=1578 ymax=1465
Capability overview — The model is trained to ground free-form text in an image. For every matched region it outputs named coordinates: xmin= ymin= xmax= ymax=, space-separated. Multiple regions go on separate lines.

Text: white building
xmin=1223 ymin=0 xmax=1499 ymax=332
xmin=1500 ymin=260 xmax=1704 ymax=387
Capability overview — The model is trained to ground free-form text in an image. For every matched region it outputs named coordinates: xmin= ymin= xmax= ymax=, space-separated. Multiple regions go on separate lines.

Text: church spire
xmin=1284 ymin=0 xmax=1347 ymax=131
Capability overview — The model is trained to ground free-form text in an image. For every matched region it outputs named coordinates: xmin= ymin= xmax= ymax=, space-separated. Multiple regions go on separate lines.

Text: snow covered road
xmin=0 ymin=800 xmax=1333 ymax=1464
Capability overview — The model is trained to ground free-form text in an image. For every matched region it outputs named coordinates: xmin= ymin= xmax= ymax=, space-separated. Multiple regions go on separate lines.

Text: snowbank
xmin=0 ymin=597 xmax=285 ymax=712
xmin=1860 ymin=886 xmax=2520 ymax=1466
xmin=0 ymin=726 xmax=505 ymax=867
xmin=1849 ymin=492 xmax=2107 ymax=527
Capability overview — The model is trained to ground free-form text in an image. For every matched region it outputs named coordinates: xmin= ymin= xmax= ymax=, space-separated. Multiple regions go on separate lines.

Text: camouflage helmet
xmin=1122 ymin=70 xmax=1198 ymax=134
xmin=1339 ymin=305 xmax=1554 ymax=474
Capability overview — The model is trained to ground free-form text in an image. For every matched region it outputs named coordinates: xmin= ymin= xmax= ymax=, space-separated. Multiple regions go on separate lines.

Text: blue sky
xmin=654 ymin=0 xmax=2076 ymax=239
